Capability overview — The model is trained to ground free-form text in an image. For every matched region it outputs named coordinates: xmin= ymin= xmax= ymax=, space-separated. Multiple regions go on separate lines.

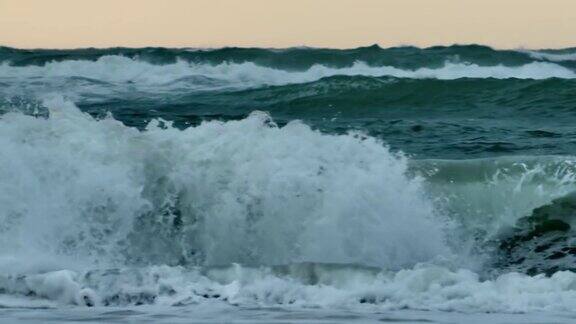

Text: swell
xmin=3 ymin=76 xmax=576 ymax=160
xmin=2 ymin=44 xmax=575 ymax=69
xmin=5 ymin=74 xmax=576 ymax=111
xmin=57 ymin=77 xmax=576 ymax=158
xmin=202 ymin=76 xmax=576 ymax=113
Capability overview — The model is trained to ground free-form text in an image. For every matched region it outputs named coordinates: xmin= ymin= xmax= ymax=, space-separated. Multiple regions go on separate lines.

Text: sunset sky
xmin=0 ymin=0 xmax=575 ymax=49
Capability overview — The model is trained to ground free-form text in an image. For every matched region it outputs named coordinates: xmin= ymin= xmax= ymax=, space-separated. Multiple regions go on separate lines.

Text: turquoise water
xmin=2 ymin=45 xmax=576 ymax=158
xmin=2 ymin=45 xmax=576 ymax=322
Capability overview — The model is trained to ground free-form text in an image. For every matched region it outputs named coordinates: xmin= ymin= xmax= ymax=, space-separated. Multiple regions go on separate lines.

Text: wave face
xmin=2 ymin=45 xmax=576 ymax=316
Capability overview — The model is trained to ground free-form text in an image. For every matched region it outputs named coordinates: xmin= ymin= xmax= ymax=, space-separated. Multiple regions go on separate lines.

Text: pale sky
xmin=0 ymin=0 xmax=575 ymax=49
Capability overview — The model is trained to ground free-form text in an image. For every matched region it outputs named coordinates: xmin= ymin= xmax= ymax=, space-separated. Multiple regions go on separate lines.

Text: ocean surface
xmin=2 ymin=44 xmax=576 ymax=323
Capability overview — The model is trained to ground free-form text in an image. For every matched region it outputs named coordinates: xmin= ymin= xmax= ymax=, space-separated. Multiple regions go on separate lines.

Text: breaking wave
xmin=2 ymin=98 xmax=576 ymax=313
xmin=0 ymin=97 xmax=448 ymax=271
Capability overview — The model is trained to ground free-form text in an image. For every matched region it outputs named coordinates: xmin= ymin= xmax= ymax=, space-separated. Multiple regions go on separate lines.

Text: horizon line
xmin=2 ymin=43 xmax=575 ymax=52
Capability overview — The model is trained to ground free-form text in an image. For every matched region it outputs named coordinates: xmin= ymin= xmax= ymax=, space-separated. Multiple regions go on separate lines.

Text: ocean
xmin=1 ymin=44 xmax=576 ymax=323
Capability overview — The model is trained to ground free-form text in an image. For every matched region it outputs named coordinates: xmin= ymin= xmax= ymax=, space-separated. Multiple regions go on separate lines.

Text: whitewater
xmin=2 ymin=45 xmax=576 ymax=322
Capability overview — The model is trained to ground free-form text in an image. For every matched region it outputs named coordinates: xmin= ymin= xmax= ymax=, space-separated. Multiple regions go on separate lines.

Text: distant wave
xmin=1 ymin=56 xmax=574 ymax=92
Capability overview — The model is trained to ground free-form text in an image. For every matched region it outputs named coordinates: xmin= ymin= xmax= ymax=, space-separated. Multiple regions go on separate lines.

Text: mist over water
xmin=2 ymin=45 xmax=576 ymax=322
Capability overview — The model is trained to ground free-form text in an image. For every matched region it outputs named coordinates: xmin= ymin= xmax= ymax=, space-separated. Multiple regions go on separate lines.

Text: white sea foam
xmin=4 ymin=263 xmax=576 ymax=314
xmin=0 ymin=96 xmax=448 ymax=272
xmin=0 ymin=56 xmax=574 ymax=92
